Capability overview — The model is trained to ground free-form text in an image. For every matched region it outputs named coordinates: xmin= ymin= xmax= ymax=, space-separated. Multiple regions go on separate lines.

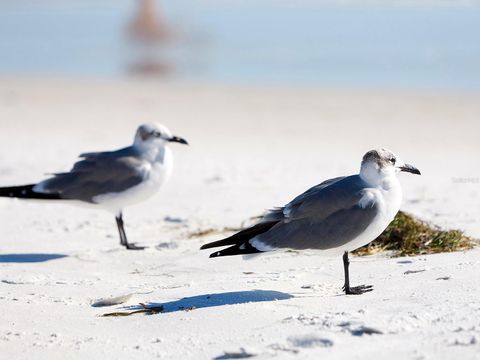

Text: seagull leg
xmin=115 ymin=212 xmax=146 ymax=250
xmin=115 ymin=214 xmax=127 ymax=246
xmin=342 ymin=251 xmax=373 ymax=295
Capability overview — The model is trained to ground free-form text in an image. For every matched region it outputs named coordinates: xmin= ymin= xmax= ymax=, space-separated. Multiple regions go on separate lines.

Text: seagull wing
xmin=261 ymin=176 xmax=347 ymax=222
xmin=253 ymin=175 xmax=379 ymax=250
xmin=202 ymin=175 xmax=380 ymax=256
xmin=34 ymin=148 xmax=149 ymax=203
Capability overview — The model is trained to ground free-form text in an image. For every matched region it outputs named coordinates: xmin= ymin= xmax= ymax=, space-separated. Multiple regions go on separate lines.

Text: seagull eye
xmin=390 ymin=157 xmax=396 ymax=164
xmin=152 ymin=131 xmax=162 ymax=138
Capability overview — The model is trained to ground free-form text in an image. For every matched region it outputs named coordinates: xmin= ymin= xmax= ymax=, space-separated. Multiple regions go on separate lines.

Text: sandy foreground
xmin=0 ymin=78 xmax=479 ymax=359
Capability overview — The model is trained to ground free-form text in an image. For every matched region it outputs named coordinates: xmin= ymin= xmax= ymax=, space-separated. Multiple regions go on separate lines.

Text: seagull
xmin=201 ymin=148 xmax=421 ymax=294
xmin=0 ymin=123 xmax=188 ymax=250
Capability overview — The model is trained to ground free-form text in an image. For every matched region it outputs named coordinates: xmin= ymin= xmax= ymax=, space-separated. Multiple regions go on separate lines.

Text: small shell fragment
xmin=91 ymin=293 xmax=134 ymax=307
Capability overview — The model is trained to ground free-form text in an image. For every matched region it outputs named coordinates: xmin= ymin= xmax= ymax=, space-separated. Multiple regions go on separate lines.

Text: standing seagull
xmin=201 ymin=149 xmax=420 ymax=294
xmin=0 ymin=123 xmax=188 ymax=250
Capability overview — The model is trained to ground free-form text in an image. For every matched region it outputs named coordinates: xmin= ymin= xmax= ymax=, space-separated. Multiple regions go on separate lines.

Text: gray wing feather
xmin=35 ymin=147 xmax=148 ymax=203
xmin=261 ymin=176 xmax=346 ymax=222
xmin=255 ymin=175 xmax=379 ymax=250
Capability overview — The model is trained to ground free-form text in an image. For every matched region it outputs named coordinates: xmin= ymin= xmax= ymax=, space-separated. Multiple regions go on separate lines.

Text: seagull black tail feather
xmin=0 ymin=184 xmax=62 ymax=200
xmin=200 ymin=220 xmax=279 ymax=258
xmin=209 ymin=241 xmax=262 ymax=258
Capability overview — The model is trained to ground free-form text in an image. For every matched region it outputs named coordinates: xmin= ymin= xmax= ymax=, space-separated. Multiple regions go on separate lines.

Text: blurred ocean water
xmin=0 ymin=1 xmax=479 ymax=90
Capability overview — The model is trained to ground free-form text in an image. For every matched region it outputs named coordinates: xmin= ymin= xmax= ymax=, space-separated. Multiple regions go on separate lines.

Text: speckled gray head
xmin=360 ymin=148 xmax=420 ymax=184
xmin=134 ymin=123 xmax=188 ymax=148
xmin=362 ymin=148 xmax=397 ymax=169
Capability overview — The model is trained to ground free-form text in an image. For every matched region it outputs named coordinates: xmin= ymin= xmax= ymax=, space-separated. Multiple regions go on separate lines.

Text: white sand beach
xmin=0 ymin=78 xmax=479 ymax=359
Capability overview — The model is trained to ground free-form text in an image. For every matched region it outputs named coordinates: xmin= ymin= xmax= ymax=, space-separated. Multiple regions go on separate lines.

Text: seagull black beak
xmin=399 ymin=164 xmax=421 ymax=175
xmin=169 ymin=136 xmax=189 ymax=145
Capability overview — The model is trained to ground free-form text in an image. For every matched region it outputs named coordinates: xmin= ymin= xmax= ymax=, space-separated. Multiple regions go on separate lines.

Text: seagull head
xmin=134 ymin=123 xmax=188 ymax=149
xmin=360 ymin=148 xmax=421 ymax=185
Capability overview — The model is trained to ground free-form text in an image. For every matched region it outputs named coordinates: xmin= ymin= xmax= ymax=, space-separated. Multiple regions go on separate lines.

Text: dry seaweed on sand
xmin=187 ymin=225 xmax=247 ymax=239
xmin=188 ymin=216 xmax=262 ymax=239
xmin=354 ymin=211 xmax=475 ymax=257
xmin=102 ymin=303 xmax=164 ymax=317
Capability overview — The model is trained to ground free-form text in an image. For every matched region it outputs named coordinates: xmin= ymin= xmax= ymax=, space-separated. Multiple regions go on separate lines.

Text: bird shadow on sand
xmin=0 ymin=253 xmax=68 ymax=263
xmin=126 ymin=290 xmax=294 ymax=314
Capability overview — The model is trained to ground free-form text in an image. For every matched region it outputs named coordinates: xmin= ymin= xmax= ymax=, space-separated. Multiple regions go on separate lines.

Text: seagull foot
xmin=343 ymin=284 xmax=373 ymax=295
xmin=125 ymin=243 xmax=147 ymax=250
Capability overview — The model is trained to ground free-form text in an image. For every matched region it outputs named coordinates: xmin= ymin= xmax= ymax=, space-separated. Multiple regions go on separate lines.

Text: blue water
xmin=0 ymin=1 xmax=479 ymax=90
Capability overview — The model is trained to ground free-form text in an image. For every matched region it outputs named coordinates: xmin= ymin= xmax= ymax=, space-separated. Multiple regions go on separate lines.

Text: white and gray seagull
xmin=0 ymin=123 xmax=188 ymax=250
xmin=201 ymin=148 xmax=421 ymax=294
